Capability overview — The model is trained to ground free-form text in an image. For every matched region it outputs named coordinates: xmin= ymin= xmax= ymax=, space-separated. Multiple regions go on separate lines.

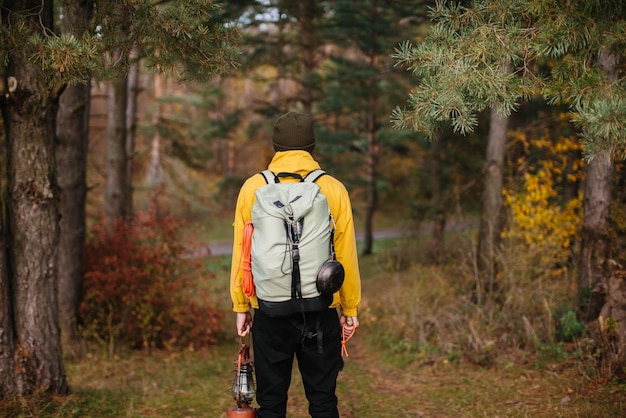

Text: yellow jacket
xmin=230 ymin=150 xmax=361 ymax=317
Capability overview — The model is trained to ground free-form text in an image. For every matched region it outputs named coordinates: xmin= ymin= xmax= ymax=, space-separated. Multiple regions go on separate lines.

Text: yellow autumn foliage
xmin=502 ymin=130 xmax=583 ymax=275
xmin=504 ymin=171 xmax=581 ymax=258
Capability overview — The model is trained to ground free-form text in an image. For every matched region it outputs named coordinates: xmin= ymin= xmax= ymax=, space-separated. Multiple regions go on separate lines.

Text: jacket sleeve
xmin=326 ymin=179 xmax=361 ymax=317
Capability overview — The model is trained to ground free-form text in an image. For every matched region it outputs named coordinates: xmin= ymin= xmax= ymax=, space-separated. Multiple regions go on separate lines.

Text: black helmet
xmin=316 ymin=259 xmax=345 ymax=294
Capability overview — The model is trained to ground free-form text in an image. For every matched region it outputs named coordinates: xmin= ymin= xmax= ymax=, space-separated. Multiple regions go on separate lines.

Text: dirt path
xmin=339 ymin=338 xmax=430 ymax=417
xmin=335 ymin=337 xmax=626 ymax=418
xmin=273 ymin=323 xmax=626 ymax=418
xmin=283 ymin=331 xmax=434 ymax=417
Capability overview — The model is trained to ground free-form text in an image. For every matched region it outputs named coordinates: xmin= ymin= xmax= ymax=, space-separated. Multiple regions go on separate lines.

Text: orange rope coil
xmin=237 ymin=221 xmax=255 ymax=298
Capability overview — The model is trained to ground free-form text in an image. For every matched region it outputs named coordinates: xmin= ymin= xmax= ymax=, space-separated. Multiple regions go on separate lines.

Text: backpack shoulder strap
xmin=304 ymin=169 xmax=326 ymax=183
xmin=260 ymin=170 xmax=276 ymax=184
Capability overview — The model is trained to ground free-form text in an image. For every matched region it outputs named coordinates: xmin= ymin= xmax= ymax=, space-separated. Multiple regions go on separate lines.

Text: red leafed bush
xmin=79 ymin=202 xmax=224 ymax=352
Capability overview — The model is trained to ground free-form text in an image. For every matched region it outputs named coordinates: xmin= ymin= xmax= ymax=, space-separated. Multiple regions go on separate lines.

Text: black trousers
xmin=252 ymin=308 xmax=343 ymax=418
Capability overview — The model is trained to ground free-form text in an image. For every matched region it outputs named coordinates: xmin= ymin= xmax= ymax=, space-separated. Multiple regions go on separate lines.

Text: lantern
xmin=227 ymin=343 xmax=256 ymax=417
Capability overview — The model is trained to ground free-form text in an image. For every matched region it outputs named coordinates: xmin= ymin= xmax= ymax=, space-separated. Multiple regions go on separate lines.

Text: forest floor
xmin=322 ymin=331 xmax=626 ymax=417
xmin=3 ymin=220 xmax=626 ymax=417
xmin=48 ymin=265 xmax=626 ymax=418
xmin=49 ymin=307 xmax=626 ymax=418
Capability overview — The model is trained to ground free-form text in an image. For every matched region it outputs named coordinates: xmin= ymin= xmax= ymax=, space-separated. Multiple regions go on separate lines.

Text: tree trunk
xmin=105 ymin=74 xmax=129 ymax=222
xmin=361 ymin=108 xmax=378 ymax=256
xmin=578 ymin=47 xmax=618 ymax=322
xmin=271 ymin=15 xmax=287 ymax=109
xmin=56 ymin=83 xmax=89 ymax=348
xmin=578 ymin=152 xmax=612 ymax=321
xmin=0 ymin=0 xmax=69 ymax=396
xmin=125 ymin=47 xmax=139 ymax=216
xmin=146 ymin=74 xmax=164 ymax=187
xmin=429 ymin=135 xmax=446 ymax=263
xmin=598 ymin=269 xmax=626 ymax=344
xmin=299 ymin=0 xmax=315 ymax=114
xmin=0 ymin=180 xmax=16 ymax=397
xmin=104 ymin=1 xmax=130 ymax=223
xmin=1 ymin=102 xmax=14 ymax=397
xmin=56 ymin=0 xmax=93 ymax=350
xmin=476 ymin=104 xmax=508 ymax=303
xmin=360 ymin=1 xmax=380 ymax=256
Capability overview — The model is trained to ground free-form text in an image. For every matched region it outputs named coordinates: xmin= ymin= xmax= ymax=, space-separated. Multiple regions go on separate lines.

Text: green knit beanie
xmin=272 ymin=112 xmax=316 ymax=153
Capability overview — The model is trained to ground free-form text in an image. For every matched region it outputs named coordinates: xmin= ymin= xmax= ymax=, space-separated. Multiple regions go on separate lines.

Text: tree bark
xmin=598 ymin=269 xmax=626 ymax=344
xmin=0 ymin=0 xmax=69 ymax=396
xmin=360 ymin=1 xmax=380 ymax=256
xmin=1 ymin=94 xmax=15 ymax=397
xmin=476 ymin=104 xmax=508 ymax=303
xmin=56 ymin=83 xmax=89 ymax=348
xmin=104 ymin=1 xmax=131 ymax=223
xmin=105 ymin=74 xmax=129 ymax=222
xmin=578 ymin=152 xmax=612 ymax=321
xmin=429 ymin=134 xmax=446 ymax=263
xmin=271 ymin=13 xmax=287 ymax=109
xmin=0 ymin=176 xmax=16 ymax=397
xmin=56 ymin=0 xmax=93 ymax=350
xmin=146 ymin=74 xmax=164 ymax=187
xmin=125 ymin=47 xmax=139 ymax=216
xmin=578 ymin=47 xmax=618 ymax=322
xmin=361 ymin=107 xmax=379 ymax=256
xmin=299 ymin=0 xmax=315 ymax=114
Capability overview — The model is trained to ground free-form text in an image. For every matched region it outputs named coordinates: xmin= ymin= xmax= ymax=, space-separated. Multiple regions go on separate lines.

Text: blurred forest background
xmin=2 ymin=0 xmax=626 ymax=416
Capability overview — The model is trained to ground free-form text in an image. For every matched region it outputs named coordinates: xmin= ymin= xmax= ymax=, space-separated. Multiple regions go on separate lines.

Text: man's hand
xmin=340 ymin=315 xmax=359 ymax=330
xmin=236 ymin=311 xmax=253 ymax=336
xmin=339 ymin=315 xmax=358 ymax=356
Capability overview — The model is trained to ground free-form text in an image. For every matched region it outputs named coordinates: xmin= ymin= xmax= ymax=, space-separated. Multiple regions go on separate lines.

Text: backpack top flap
xmin=253 ymin=180 xmax=320 ymax=224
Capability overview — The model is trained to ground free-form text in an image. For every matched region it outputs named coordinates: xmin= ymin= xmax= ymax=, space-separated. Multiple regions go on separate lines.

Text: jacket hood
xmin=267 ymin=151 xmax=322 ymax=176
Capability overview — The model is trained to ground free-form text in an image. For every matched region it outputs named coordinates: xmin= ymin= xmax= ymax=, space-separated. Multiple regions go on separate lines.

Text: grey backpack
xmin=251 ymin=170 xmax=334 ymax=317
